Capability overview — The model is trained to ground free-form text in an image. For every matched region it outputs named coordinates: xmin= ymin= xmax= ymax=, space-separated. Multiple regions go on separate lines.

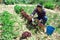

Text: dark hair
xmin=37 ymin=4 xmax=42 ymax=8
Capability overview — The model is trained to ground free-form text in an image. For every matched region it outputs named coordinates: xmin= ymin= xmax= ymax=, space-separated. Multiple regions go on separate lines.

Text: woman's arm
xmin=30 ymin=9 xmax=37 ymax=17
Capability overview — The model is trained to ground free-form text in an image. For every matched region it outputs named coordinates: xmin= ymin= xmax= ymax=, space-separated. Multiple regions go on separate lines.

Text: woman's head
xmin=37 ymin=4 xmax=43 ymax=12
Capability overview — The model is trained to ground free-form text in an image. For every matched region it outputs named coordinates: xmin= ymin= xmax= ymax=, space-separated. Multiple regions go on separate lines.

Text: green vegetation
xmin=14 ymin=5 xmax=22 ymax=14
xmin=3 ymin=0 xmax=60 ymax=10
xmin=44 ymin=2 xmax=55 ymax=10
xmin=1 ymin=11 xmax=19 ymax=40
xmin=3 ymin=0 xmax=15 ymax=5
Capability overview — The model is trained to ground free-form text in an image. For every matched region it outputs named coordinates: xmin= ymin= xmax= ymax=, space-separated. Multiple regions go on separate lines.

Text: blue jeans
xmin=37 ymin=16 xmax=47 ymax=25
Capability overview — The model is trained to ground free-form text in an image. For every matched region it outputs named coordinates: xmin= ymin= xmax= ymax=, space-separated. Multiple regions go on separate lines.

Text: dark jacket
xmin=31 ymin=9 xmax=46 ymax=18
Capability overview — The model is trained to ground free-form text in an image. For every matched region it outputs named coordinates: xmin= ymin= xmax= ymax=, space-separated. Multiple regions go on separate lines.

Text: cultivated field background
xmin=0 ymin=4 xmax=60 ymax=40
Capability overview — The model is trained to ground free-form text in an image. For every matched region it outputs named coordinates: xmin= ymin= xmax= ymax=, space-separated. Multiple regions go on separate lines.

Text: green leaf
xmin=14 ymin=5 xmax=22 ymax=14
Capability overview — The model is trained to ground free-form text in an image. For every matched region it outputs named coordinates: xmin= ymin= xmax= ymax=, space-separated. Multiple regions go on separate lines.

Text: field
xmin=0 ymin=4 xmax=60 ymax=40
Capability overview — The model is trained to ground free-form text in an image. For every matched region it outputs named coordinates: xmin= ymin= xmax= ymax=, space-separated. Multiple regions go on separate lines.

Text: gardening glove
xmin=32 ymin=18 xmax=36 ymax=25
xmin=32 ymin=18 xmax=34 ymax=22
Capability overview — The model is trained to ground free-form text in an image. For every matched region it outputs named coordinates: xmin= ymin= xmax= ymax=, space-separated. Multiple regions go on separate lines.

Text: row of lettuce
xmin=0 ymin=11 xmax=19 ymax=40
xmin=3 ymin=0 xmax=60 ymax=10
xmin=0 ymin=5 xmax=22 ymax=40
